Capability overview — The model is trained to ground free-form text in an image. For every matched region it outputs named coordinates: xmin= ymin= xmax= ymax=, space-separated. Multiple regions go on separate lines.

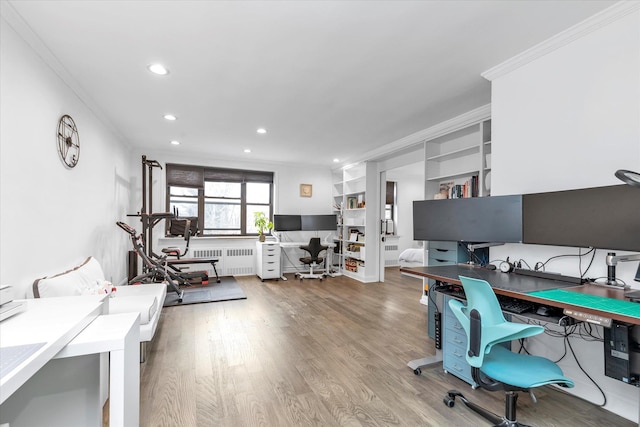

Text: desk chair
xmin=296 ymin=237 xmax=328 ymax=280
xmin=443 ymin=275 xmax=573 ymax=426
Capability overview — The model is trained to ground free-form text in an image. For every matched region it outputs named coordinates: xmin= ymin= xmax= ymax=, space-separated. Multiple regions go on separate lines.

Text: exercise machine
xmin=126 ymin=155 xmax=221 ymax=285
xmin=162 ymin=217 xmax=220 ymax=285
xmin=117 ymin=221 xmax=185 ymax=303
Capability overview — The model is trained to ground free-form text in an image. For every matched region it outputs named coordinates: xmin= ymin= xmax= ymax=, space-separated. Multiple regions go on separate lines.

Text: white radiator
xmin=385 ymin=244 xmax=399 ymax=267
xmin=191 ymin=247 xmax=255 ymax=276
xmin=224 ymin=248 xmax=255 ymax=276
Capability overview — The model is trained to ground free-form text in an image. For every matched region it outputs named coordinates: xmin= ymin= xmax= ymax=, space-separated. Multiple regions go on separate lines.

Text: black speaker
xmin=128 ymin=250 xmax=138 ymax=281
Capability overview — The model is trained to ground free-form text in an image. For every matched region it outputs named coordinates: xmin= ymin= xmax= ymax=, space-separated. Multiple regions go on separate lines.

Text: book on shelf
xmin=436 ymin=175 xmax=479 ymax=199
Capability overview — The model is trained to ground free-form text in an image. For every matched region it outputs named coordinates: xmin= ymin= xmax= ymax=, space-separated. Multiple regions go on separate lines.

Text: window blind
xmin=166 ymin=163 xmax=273 ymax=187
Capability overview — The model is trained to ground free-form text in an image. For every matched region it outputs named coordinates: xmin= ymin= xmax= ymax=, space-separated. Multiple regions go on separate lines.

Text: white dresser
xmin=255 ymin=241 xmax=281 ymax=281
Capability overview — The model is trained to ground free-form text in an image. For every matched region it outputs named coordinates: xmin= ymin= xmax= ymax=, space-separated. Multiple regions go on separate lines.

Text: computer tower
xmin=604 ymin=321 xmax=638 ymax=385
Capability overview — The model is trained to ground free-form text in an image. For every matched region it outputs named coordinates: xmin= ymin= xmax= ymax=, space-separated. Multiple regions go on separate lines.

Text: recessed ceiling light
xmin=256 ymin=128 xmax=267 ymax=134
xmin=333 ymin=158 xmax=340 ymax=163
xmin=148 ymin=63 xmax=169 ymax=75
xmin=244 ymin=148 xmax=251 ymax=153
xmin=164 ymin=114 xmax=177 ymax=121
xmin=170 ymin=140 xmax=180 ymax=145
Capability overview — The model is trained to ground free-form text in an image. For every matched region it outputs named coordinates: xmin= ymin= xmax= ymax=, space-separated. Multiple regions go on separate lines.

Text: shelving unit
xmin=332 ymin=162 xmax=378 ymax=282
xmin=424 ymin=119 xmax=491 ymax=200
xmin=420 ymin=114 xmax=492 ymax=329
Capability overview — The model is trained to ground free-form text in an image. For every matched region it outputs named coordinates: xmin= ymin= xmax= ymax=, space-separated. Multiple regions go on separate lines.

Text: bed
xmin=398 ymin=248 xmax=429 ymax=304
xmin=398 ymin=248 xmax=426 ymax=270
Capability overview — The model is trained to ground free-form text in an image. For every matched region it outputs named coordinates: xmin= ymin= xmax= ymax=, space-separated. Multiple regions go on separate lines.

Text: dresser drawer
xmin=428 ymin=241 xmax=458 ymax=251
xmin=261 ymin=252 xmax=280 ymax=262
xmin=445 ymin=327 xmax=467 ymax=348
xmin=260 ymin=244 xmax=280 ymax=254
xmin=260 ymin=267 xmax=280 ymax=279
xmin=443 ymin=351 xmax=474 ymax=385
xmin=427 ymin=256 xmax=456 ymax=266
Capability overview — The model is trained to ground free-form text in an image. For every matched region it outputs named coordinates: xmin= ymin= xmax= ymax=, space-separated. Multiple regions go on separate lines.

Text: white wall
xmin=0 ymin=18 xmax=132 ymax=297
xmin=488 ymin=8 xmax=640 ymax=421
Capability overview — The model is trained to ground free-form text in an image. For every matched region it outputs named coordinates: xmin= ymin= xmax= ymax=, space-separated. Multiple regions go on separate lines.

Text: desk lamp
xmin=605 ymin=170 xmax=640 ymax=286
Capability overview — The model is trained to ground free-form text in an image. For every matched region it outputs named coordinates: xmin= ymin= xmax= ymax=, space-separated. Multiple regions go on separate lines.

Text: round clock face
xmin=57 ymin=115 xmax=80 ymax=168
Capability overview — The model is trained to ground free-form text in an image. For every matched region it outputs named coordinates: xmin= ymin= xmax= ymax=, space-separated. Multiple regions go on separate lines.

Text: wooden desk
xmin=400 ymin=264 xmax=640 ymax=325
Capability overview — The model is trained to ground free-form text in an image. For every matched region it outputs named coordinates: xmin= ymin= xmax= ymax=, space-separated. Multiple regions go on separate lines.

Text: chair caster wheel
xmin=443 ymin=396 xmax=455 ymax=408
xmin=413 ymin=368 xmax=421 ymax=375
xmin=178 ymin=298 xmax=183 ymax=303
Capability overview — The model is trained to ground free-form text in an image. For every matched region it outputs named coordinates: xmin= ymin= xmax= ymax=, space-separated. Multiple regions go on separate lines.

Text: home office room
xmin=1 ymin=1 xmax=639 ymax=426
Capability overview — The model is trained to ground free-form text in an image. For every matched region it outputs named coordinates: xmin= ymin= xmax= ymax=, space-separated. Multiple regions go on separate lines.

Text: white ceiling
xmin=5 ymin=0 xmax=615 ymax=168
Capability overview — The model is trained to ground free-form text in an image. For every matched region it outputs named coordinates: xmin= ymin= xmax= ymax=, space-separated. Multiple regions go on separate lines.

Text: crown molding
xmin=340 ymin=103 xmax=491 ymax=169
xmin=482 ymin=1 xmax=640 ymax=81
xmin=1 ymin=0 xmax=129 ymax=144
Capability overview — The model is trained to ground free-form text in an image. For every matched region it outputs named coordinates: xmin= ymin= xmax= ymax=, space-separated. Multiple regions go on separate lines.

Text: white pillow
xmin=33 ymin=257 xmax=106 ymax=298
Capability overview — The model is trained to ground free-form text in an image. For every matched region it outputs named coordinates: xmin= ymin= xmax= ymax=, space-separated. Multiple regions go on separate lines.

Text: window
xmin=166 ymin=164 xmax=273 ymax=236
xmin=385 ymin=181 xmax=396 ymax=234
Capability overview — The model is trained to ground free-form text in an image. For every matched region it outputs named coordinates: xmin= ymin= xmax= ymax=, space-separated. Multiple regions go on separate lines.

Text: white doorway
xmin=377 ymin=157 xmax=424 ymax=282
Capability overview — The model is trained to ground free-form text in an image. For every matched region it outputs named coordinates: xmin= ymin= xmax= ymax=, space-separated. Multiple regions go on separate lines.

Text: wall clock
xmin=57 ymin=114 xmax=80 ymax=168
xmin=300 ymin=183 xmax=312 ymax=197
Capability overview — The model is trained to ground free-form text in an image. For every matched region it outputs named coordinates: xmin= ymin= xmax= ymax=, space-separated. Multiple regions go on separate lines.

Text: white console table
xmin=0 ymin=296 xmax=140 ymax=427
xmin=0 ymin=295 xmax=105 ymax=403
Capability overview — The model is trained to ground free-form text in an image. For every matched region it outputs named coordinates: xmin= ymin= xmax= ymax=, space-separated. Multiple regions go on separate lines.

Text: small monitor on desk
xmin=274 ymin=215 xmax=302 ymax=231
xmin=301 ymin=214 xmax=337 ymax=231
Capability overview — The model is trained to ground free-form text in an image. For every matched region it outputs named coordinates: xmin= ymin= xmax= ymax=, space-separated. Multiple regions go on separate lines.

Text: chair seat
xmin=300 ymin=256 xmax=324 ymax=264
xmin=482 ymin=346 xmax=574 ymax=389
xmin=162 ymin=247 xmax=181 ymax=256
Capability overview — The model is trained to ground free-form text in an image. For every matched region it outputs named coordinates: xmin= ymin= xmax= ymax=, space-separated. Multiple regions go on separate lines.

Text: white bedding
xmin=398 ymin=248 xmax=424 ymax=264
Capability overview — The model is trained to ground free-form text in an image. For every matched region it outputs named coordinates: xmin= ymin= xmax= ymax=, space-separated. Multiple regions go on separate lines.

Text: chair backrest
xmin=301 ymin=237 xmax=327 ymax=259
xmin=168 ymin=218 xmax=192 ymax=239
xmin=449 ymin=275 xmax=543 ymax=367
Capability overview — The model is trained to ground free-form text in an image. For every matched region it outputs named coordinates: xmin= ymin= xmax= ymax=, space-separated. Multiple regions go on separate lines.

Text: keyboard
xmin=498 ymin=297 xmax=535 ymax=314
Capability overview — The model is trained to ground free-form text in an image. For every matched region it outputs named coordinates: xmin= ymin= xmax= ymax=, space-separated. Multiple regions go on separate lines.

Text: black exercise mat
xmin=163 ymin=277 xmax=246 ymax=307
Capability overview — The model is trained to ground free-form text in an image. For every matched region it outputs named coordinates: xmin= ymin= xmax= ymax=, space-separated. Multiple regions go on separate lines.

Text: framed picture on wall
xmin=300 ymin=183 xmax=312 ymax=197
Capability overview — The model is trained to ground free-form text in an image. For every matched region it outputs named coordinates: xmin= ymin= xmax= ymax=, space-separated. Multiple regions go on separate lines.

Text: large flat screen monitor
xmin=301 ymin=215 xmax=337 ymax=231
xmin=522 ymin=184 xmax=640 ymax=252
xmin=273 ymin=215 xmax=302 ymax=231
xmin=413 ymin=195 xmax=523 ymax=243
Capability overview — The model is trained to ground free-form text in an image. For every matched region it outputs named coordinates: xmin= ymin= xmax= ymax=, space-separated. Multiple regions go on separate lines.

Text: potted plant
xmin=254 ymin=211 xmax=273 ymax=242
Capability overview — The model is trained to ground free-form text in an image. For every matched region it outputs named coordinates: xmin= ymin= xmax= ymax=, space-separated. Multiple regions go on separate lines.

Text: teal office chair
xmin=443 ymin=276 xmax=573 ymax=426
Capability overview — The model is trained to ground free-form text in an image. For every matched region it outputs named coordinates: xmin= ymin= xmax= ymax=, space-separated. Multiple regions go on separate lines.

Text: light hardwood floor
xmin=137 ymin=268 xmax=634 ymax=426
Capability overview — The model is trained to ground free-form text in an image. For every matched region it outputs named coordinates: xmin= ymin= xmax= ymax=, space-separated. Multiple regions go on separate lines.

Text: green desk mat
xmin=528 ymin=289 xmax=640 ymax=319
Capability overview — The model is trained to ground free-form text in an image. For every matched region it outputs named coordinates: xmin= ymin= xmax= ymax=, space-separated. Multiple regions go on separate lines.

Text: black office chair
xmin=162 ymin=218 xmax=192 ymax=259
xmin=296 ymin=237 xmax=328 ymax=280
xmin=443 ymin=275 xmax=574 ymax=426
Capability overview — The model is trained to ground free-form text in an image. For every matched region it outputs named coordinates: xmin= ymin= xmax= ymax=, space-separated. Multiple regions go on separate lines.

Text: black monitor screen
xmin=522 ymin=184 xmax=640 ymax=252
xmin=301 ymin=215 xmax=337 ymax=231
xmin=413 ymin=195 xmax=523 ymax=243
xmin=273 ymin=215 xmax=302 ymax=231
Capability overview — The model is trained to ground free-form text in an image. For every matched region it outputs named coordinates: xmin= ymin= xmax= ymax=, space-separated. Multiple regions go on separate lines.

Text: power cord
xmin=518 ymin=317 xmax=607 ymax=406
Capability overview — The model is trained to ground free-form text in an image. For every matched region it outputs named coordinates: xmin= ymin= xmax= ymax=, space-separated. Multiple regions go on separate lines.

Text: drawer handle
xmin=452 ymin=364 xmax=463 ymax=372
xmin=436 ymin=249 xmax=449 ymax=252
xmin=453 ymin=338 xmax=464 ymax=344
xmin=453 ymin=350 xmax=463 ymax=357
xmin=435 ymin=259 xmax=448 ymax=263
xmin=453 ymin=324 xmax=463 ymax=330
